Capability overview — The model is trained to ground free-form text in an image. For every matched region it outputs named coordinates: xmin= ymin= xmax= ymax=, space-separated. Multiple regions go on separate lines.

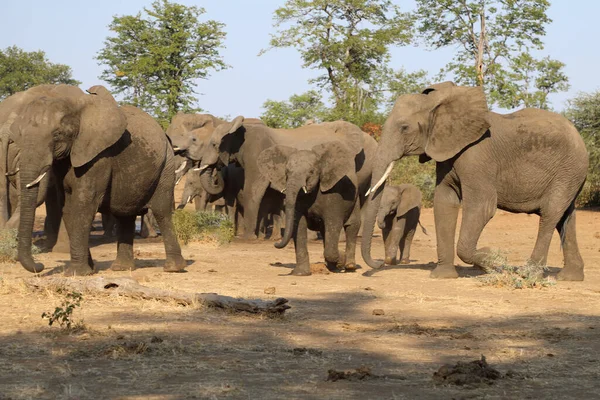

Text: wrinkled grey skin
xmin=167 ymin=114 xmax=284 ymax=238
xmin=0 ymin=92 xmax=62 ymax=249
xmin=362 ymin=82 xmax=589 ymax=280
xmin=197 ymin=117 xmax=378 ymax=242
xmin=258 ymin=125 xmax=377 ymax=275
xmin=10 ymin=84 xmax=185 ymax=276
xmin=377 ymin=184 xmax=423 ymax=265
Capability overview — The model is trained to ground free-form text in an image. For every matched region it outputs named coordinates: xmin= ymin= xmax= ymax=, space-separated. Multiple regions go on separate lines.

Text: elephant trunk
xmin=376 ymin=209 xmax=387 ymax=230
xmin=17 ymin=167 xmax=45 ymax=273
xmin=200 ymin=167 xmax=224 ymax=196
xmin=361 ymin=157 xmax=399 ymax=269
xmin=274 ymin=183 xmax=300 ymax=249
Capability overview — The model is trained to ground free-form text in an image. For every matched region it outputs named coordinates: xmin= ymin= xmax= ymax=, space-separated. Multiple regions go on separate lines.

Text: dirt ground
xmin=0 ymin=188 xmax=599 ymax=399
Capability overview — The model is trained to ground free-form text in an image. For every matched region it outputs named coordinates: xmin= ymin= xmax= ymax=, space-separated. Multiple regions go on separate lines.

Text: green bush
xmin=0 ymin=229 xmax=40 ymax=263
xmin=172 ymin=210 xmax=234 ymax=245
xmin=390 ymin=157 xmax=436 ymax=207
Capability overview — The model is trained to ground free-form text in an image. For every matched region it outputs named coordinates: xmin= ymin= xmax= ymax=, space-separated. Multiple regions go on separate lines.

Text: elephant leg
xmin=431 ymin=183 xmax=461 ymax=279
xmin=322 ymin=219 xmax=342 ymax=272
xmin=271 ymin=212 xmax=283 ymax=241
xmin=382 ymin=226 xmax=393 ymax=264
xmin=455 ymin=193 xmax=497 ymax=271
xmin=42 ymin=184 xmax=65 ymax=252
xmin=110 ymin=215 xmax=136 ymax=271
xmin=556 ymin=204 xmax=584 ymax=281
xmin=242 ymin=180 xmax=269 ymax=239
xmin=342 ymin=201 xmax=361 ymax=271
xmin=102 ymin=213 xmax=117 ymax=238
xmin=291 ymin=213 xmax=310 ymax=276
xmin=62 ymin=192 xmax=98 ymax=276
xmin=400 ymin=209 xmax=419 ymax=264
xmin=387 ymin=218 xmax=404 ymax=265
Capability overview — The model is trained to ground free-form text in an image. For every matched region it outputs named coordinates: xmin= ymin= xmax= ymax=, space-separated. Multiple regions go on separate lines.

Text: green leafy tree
xmin=262 ymin=0 xmax=413 ymax=124
xmin=261 ymin=90 xmax=327 ymax=129
xmin=564 ymin=92 xmax=600 ymax=206
xmin=414 ymin=0 xmax=569 ymax=109
xmin=0 ymin=46 xmax=80 ymax=100
xmin=97 ymin=0 xmax=228 ymax=127
xmin=385 ymin=67 xmax=430 ymax=108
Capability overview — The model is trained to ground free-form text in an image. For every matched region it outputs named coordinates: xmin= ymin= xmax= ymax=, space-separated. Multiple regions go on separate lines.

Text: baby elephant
xmin=377 ymin=184 xmax=426 ymax=265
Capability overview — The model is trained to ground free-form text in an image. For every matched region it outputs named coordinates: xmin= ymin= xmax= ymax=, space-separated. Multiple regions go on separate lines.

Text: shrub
xmin=41 ymin=291 xmax=84 ymax=330
xmin=477 ymin=250 xmax=556 ymax=289
xmin=390 ymin=157 xmax=436 ymax=207
xmin=0 ymin=229 xmax=40 ymax=263
xmin=173 ymin=210 xmax=234 ymax=245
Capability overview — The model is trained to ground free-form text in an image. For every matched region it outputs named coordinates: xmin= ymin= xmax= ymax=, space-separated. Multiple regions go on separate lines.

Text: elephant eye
xmin=192 ymin=137 xmax=197 ymax=142
xmin=400 ymin=124 xmax=409 ymax=132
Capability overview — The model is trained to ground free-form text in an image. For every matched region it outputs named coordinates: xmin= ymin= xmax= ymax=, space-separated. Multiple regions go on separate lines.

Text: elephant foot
xmin=384 ymin=257 xmax=397 ymax=265
xmin=326 ymin=261 xmax=342 ymax=273
xmin=557 ymin=268 xmax=584 ymax=281
xmin=344 ymin=263 xmax=358 ymax=272
xmin=163 ymin=255 xmax=187 ymax=273
xmin=400 ymin=258 xmax=410 ymax=265
xmin=111 ymin=259 xmax=135 ymax=272
xmin=430 ymin=265 xmax=458 ymax=279
xmin=65 ymin=263 xmax=94 ymax=277
xmin=290 ymin=267 xmax=311 ymax=276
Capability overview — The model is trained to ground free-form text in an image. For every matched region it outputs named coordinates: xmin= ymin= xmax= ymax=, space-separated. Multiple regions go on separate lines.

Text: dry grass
xmin=477 ymin=250 xmax=556 ymax=289
xmin=172 ymin=210 xmax=234 ymax=245
xmin=0 ymin=228 xmax=40 ymax=262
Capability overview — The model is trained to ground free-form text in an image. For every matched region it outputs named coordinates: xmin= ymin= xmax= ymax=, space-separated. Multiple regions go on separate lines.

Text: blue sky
xmin=1 ymin=0 xmax=596 ymax=119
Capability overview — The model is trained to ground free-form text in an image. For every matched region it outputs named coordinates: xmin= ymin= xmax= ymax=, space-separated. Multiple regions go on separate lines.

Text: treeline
xmin=0 ymin=0 xmax=598 ymax=206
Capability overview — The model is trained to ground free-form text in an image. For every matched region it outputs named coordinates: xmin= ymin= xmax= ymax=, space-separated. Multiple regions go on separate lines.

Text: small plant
xmin=0 ymin=229 xmax=40 ymax=263
xmin=477 ymin=250 xmax=556 ymax=289
xmin=42 ymin=291 xmax=83 ymax=330
xmin=173 ymin=210 xmax=234 ymax=245
xmin=390 ymin=157 xmax=436 ymax=207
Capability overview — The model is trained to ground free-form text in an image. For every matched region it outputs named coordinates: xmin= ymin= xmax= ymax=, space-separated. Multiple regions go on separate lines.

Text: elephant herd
xmin=0 ymin=81 xmax=589 ymax=281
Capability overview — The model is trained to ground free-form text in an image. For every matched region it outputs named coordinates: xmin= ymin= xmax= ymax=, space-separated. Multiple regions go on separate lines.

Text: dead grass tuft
xmin=173 ymin=210 xmax=234 ymax=245
xmin=0 ymin=228 xmax=40 ymax=263
xmin=477 ymin=250 xmax=556 ymax=289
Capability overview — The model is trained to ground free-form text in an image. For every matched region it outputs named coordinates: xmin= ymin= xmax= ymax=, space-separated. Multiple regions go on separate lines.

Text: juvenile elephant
xmin=10 ymin=84 xmax=185 ymax=276
xmin=377 ymin=184 xmax=425 ymax=266
xmin=362 ymin=82 xmax=588 ymax=280
xmin=257 ymin=124 xmax=377 ymax=275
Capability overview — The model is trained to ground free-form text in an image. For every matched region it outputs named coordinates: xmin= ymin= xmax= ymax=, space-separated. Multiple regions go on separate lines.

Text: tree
xmin=261 ymin=91 xmax=327 ymax=129
xmin=414 ymin=0 xmax=569 ymax=109
xmin=262 ymin=0 xmax=413 ymax=124
xmin=97 ymin=0 xmax=228 ymax=127
xmin=564 ymin=92 xmax=600 ymax=207
xmin=385 ymin=68 xmax=430 ymax=108
xmin=0 ymin=46 xmax=80 ymax=100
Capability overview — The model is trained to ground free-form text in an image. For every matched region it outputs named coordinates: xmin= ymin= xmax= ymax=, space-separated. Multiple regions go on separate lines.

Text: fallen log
xmin=25 ymin=276 xmax=290 ymax=315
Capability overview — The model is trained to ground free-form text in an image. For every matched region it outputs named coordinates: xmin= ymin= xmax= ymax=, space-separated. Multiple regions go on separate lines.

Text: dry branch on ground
xmin=24 ymin=276 xmax=290 ymax=315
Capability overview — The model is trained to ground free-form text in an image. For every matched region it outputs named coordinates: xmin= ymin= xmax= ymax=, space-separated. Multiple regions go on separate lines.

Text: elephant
xmin=178 ymin=164 xmax=237 ymax=215
xmin=10 ymin=84 xmax=186 ymax=276
xmin=167 ymin=113 xmax=284 ymax=238
xmin=257 ymin=122 xmax=377 ymax=275
xmin=377 ymin=184 xmax=425 ymax=266
xmin=361 ymin=82 xmax=589 ymax=281
xmin=195 ymin=117 xmax=378 ymax=241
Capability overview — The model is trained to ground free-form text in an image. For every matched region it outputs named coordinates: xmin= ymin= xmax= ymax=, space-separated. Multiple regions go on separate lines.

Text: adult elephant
xmin=10 ymin=84 xmax=185 ymax=276
xmin=257 ymin=124 xmax=376 ymax=275
xmin=361 ymin=82 xmax=588 ymax=281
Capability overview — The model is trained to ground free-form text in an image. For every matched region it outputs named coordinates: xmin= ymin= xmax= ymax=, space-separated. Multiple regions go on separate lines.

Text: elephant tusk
xmin=5 ymin=167 xmax=19 ymax=176
xmin=175 ymin=176 xmax=182 ymax=185
xmin=186 ymin=195 xmax=191 ymax=204
xmin=175 ymin=161 xmax=187 ymax=174
xmin=193 ymin=164 xmax=209 ymax=172
xmin=281 ymin=188 xmax=286 ymax=193
xmin=172 ymin=146 xmax=181 ymax=151
xmin=26 ymin=172 xmax=47 ymax=188
xmin=302 ymin=186 xmax=308 ymax=194
xmin=366 ymin=161 xmax=395 ymax=197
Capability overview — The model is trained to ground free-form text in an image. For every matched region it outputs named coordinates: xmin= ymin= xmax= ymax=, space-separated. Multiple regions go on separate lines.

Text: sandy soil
xmin=0 ymin=192 xmax=599 ymax=399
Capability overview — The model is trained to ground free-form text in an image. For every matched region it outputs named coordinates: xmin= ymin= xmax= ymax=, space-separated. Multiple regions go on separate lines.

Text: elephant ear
xmin=257 ymin=145 xmax=296 ymax=193
xmin=423 ymin=84 xmax=490 ymax=162
xmin=396 ymin=185 xmax=422 ymax=218
xmin=71 ymin=96 xmax=127 ymax=168
xmin=313 ymin=141 xmax=356 ymax=192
